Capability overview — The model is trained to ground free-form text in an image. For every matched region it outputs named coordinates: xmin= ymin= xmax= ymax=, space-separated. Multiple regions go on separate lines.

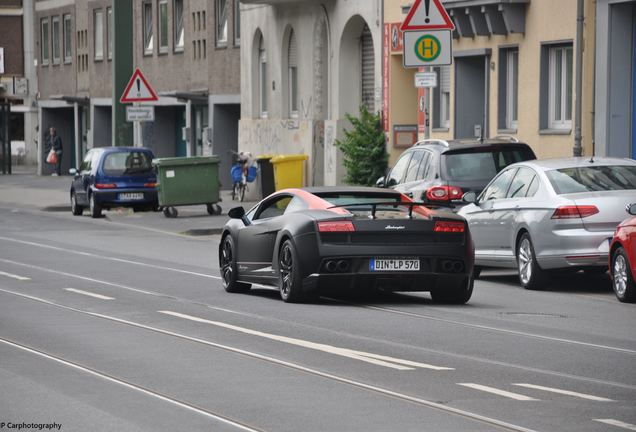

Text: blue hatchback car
xmin=69 ymin=147 xmax=159 ymax=218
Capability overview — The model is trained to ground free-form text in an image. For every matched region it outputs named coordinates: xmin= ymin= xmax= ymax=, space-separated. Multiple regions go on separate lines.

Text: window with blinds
xmin=288 ymin=29 xmax=298 ymax=117
xmin=360 ymin=25 xmax=375 ymax=113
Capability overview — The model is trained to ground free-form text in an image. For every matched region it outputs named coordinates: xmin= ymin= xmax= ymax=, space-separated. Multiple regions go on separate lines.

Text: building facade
xmin=34 ymin=0 xmax=241 ymax=186
xmin=0 ymin=0 xmax=38 ymax=167
xmin=239 ymin=0 xmax=383 ymax=187
xmin=384 ymin=0 xmax=596 ymax=164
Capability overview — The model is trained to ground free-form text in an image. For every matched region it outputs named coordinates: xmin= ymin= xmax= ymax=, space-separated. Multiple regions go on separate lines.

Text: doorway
xmin=454 ymin=55 xmax=488 ymax=139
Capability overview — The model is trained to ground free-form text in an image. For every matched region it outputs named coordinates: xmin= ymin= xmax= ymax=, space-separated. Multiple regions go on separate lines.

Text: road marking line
xmin=159 ymin=310 xmax=453 ymax=371
xmin=458 ymin=383 xmax=539 ymax=401
xmin=594 ymin=419 xmax=636 ymax=431
xmin=513 ymin=383 xmax=613 ymax=402
xmin=0 ymin=338 xmax=261 ymax=432
xmin=64 ymin=288 xmax=114 ymax=301
xmin=0 ymin=288 xmax=539 ymax=432
xmin=0 ymin=270 xmax=30 ymax=281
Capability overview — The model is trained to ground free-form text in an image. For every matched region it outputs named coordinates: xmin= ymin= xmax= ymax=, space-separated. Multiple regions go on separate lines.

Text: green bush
xmin=335 ymin=106 xmax=389 ymax=186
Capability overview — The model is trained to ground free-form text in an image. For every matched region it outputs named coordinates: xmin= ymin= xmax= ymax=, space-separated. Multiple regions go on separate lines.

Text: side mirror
xmin=69 ymin=168 xmax=77 ymax=175
xmin=228 ymin=206 xmax=252 ymax=226
xmin=228 ymin=206 xmax=245 ymax=219
xmin=375 ymin=176 xmax=386 ymax=188
xmin=462 ymin=192 xmax=477 ymax=204
xmin=628 ymin=203 xmax=636 ymax=216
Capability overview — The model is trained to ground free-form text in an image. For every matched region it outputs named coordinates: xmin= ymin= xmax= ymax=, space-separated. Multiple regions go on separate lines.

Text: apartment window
xmin=433 ymin=66 xmax=451 ymax=130
xmin=498 ymin=48 xmax=519 ymax=131
xmin=158 ymin=0 xmax=168 ymax=53
xmin=549 ymin=45 xmax=573 ymax=129
xmin=259 ymin=35 xmax=267 ymax=117
xmin=288 ymin=30 xmax=298 ymax=118
xmin=63 ymin=15 xmax=72 ymax=63
xmin=143 ymin=1 xmax=154 ymax=54
xmin=216 ymin=0 xmax=228 ymax=46
xmin=41 ymin=19 xmax=50 ymax=65
xmin=52 ymin=16 xmax=60 ymax=64
xmin=234 ymin=0 xmax=240 ymax=46
xmin=94 ymin=9 xmax=104 ymax=60
xmin=106 ymin=7 xmax=112 ymax=60
xmin=173 ymin=0 xmax=184 ymax=52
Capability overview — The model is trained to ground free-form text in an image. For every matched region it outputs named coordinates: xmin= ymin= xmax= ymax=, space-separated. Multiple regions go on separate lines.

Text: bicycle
xmin=230 ymin=151 xmax=257 ymax=202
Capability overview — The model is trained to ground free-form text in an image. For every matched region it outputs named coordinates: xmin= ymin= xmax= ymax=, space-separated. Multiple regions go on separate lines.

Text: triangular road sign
xmin=401 ymin=0 xmax=455 ymax=31
xmin=120 ymin=68 xmax=158 ymax=103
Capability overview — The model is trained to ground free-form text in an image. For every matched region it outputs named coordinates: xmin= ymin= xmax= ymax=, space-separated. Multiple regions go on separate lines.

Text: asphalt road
xmin=0 ymin=200 xmax=635 ymax=432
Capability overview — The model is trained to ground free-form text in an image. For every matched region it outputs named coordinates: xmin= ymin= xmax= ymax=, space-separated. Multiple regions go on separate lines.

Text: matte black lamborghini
xmin=219 ymin=187 xmax=474 ymax=303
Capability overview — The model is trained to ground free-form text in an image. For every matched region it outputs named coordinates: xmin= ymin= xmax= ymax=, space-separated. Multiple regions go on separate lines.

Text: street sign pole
xmin=113 ymin=0 xmax=133 ymax=147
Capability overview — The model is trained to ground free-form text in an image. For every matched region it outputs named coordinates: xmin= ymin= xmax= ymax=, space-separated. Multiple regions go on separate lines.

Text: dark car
xmin=69 ymin=147 xmax=158 ymax=218
xmin=610 ymin=203 xmax=636 ymax=303
xmin=219 ymin=187 xmax=474 ymax=304
xmin=377 ymin=137 xmax=536 ymax=208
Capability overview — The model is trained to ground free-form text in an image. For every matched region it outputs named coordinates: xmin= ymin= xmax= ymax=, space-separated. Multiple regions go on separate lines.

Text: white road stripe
xmin=458 ymin=383 xmax=539 ymax=401
xmin=64 ymin=288 xmax=114 ymax=301
xmin=0 ymin=288 xmax=539 ymax=432
xmin=0 ymin=338 xmax=259 ymax=432
xmin=159 ymin=310 xmax=453 ymax=371
xmin=513 ymin=383 xmax=613 ymax=402
xmin=0 ymin=270 xmax=30 ymax=281
xmin=594 ymin=419 xmax=636 ymax=431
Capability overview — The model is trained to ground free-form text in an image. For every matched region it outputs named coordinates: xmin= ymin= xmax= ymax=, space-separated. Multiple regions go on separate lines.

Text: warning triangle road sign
xmin=401 ymin=0 xmax=455 ymax=31
xmin=120 ymin=68 xmax=159 ymax=103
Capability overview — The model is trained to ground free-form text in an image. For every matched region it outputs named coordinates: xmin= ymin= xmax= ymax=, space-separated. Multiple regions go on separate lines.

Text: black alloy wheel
xmin=430 ymin=276 xmax=474 ymax=304
xmin=71 ymin=191 xmax=83 ymax=216
xmin=220 ymin=235 xmax=251 ymax=293
xmin=278 ymin=239 xmax=304 ymax=303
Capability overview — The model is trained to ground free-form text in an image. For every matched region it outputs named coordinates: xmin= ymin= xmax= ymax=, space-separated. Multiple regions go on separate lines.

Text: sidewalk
xmin=0 ymin=171 xmax=260 ymax=235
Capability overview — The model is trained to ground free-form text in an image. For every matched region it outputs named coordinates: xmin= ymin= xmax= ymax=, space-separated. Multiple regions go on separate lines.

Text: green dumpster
xmin=153 ymin=156 xmax=222 ymax=218
xmin=270 ymin=154 xmax=308 ymax=191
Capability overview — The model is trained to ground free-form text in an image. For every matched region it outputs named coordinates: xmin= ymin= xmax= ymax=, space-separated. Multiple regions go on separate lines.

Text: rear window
xmin=316 ymin=193 xmax=402 ymax=207
xmin=546 ymin=165 xmax=636 ymax=194
xmin=102 ymin=151 xmax=153 ymax=176
xmin=442 ymin=147 xmax=534 ymax=182
xmin=315 ymin=193 xmax=429 ymax=219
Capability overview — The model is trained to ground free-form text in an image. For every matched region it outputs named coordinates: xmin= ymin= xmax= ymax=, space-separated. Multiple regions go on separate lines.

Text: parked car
xmin=219 ymin=187 xmax=474 ymax=304
xmin=376 ymin=137 xmax=536 ymax=209
xmin=610 ymin=203 xmax=636 ymax=303
xmin=458 ymin=157 xmax=636 ymax=289
xmin=69 ymin=147 xmax=159 ymax=218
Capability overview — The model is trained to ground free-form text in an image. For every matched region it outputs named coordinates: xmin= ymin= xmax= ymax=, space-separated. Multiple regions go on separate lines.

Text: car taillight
xmin=144 ymin=182 xmax=157 ymax=188
xmin=551 ymin=205 xmax=599 ymax=219
xmin=94 ymin=183 xmax=117 ymax=189
xmin=434 ymin=221 xmax=466 ymax=233
xmin=318 ymin=221 xmax=355 ymax=232
xmin=426 ymin=185 xmax=463 ymax=202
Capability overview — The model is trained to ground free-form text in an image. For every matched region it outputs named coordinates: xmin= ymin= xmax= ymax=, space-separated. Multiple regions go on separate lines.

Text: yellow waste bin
xmin=270 ymin=154 xmax=308 ymax=191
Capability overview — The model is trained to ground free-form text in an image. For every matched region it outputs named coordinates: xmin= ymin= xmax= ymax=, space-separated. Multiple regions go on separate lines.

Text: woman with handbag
xmin=45 ymin=126 xmax=63 ymax=176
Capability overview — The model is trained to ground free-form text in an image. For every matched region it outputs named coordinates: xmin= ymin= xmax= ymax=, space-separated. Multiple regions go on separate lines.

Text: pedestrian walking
xmin=45 ymin=126 xmax=63 ymax=176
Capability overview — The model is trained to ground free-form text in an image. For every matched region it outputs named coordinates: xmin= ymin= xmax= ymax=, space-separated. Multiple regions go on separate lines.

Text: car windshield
xmin=546 ymin=165 xmax=636 ymax=194
xmin=443 ymin=148 xmax=534 ymax=182
xmin=102 ymin=151 xmax=153 ymax=176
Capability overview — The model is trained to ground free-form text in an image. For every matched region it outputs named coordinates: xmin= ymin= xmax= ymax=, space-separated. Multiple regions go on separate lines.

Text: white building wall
xmin=240 ymin=0 xmax=383 ymax=190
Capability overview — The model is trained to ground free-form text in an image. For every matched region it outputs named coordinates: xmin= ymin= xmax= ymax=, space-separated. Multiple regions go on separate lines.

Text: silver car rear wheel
xmin=517 ymin=233 xmax=546 ymax=290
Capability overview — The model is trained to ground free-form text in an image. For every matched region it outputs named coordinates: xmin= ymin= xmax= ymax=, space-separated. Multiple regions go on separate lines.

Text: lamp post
xmin=112 ymin=0 xmax=133 ymax=146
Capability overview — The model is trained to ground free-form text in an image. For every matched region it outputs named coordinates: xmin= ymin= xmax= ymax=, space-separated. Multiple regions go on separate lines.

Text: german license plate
xmin=370 ymin=258 xmax=420 ymax=271
xmin=119 ymin=193 xmax=144 ymax=200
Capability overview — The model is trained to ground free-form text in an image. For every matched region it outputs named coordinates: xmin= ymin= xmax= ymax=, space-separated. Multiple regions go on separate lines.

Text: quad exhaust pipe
xmin=324 ymin=260 xmax=351 ymax=273
xmin=440 ymin=260 xmax=464 ymax=273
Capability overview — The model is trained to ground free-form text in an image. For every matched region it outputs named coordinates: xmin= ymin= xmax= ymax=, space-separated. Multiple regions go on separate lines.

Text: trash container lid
xmin=256 ymin=154 xmax=275 ymax=160
xmin=152 ymin=156 xmax=220 ymax=166
xmin=270 ymin=154 xmax=308 ymax=164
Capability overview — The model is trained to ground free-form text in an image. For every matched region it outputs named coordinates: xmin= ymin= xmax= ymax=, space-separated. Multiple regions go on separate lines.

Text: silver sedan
xmin=458 ymin=157 xmax=636 ymax=289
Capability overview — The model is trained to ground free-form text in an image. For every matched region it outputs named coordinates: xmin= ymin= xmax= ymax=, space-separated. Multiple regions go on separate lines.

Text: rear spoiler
xmin=327 ymin=201 xmax=451 ymax=219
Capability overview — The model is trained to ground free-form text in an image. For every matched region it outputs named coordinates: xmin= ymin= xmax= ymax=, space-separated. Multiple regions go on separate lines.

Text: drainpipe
xmin=573 ymin=0 xmax=584 ymax=157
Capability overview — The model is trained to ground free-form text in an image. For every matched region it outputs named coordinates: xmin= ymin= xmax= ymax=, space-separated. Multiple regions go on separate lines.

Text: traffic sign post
xmin=403 ymin=30 xmax=453 ymax=68
xmin=401 ymin=0 xmax=455 ymax=31
xmin=120 ymin=68 xmax=158 ymax=103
